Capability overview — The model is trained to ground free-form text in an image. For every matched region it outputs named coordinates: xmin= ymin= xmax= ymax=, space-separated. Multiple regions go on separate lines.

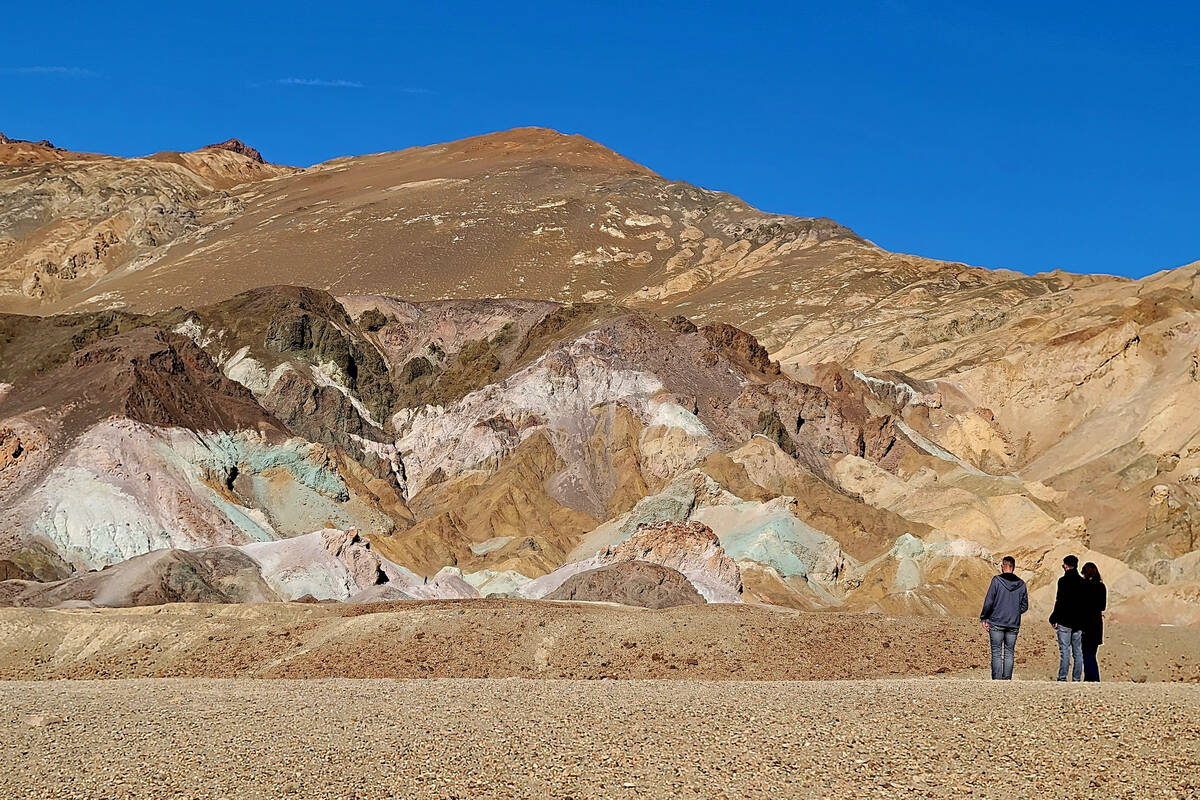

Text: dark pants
xmin=988 ymin=625 xmax=1018 ymax=680
xmin=1082 ymin=633 xmax=1101 ymax=682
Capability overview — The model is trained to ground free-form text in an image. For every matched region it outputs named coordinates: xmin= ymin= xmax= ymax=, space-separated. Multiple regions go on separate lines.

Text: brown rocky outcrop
xmin=0 ymin=560 xmax=33 ymax=581
xmin=5 ymin=327 xmax=284 ymax=436
xmin=202 ymin=138 xmax=267 ymax=163
xmin=700 ymin=323 xmax=781 ymax=377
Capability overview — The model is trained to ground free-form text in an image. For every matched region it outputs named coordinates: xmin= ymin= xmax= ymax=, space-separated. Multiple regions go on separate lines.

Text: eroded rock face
xmin=1 ymin=283 xmax=1171 ymax=618
xmin=545 ymin=560 xmax=703 ymax=608
xmin=700 ymin=323 xmax=780 ymax=376
xmin=2 ymin=325 xmax=282 ymax=437
xmin=0 ymin=145 xmax=289 ymax=303
xmin=240 ymin=529 xmax=384 ymax=602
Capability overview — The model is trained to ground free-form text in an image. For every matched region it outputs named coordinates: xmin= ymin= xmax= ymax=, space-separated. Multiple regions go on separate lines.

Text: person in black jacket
xmin=1049 ymin=554 xmax=1086 ymax=681
xmin=1080 ymin=562 xmax=1107 ymax=682
xmin=980 ymin=555 xmax=1029 ymax=680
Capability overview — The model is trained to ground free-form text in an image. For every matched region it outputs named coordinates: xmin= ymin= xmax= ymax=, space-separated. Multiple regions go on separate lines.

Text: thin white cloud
xmin=274 ymin=77 xmax=363 ymax=88
xmin=2 ymin=66 xmax=97 ymax=77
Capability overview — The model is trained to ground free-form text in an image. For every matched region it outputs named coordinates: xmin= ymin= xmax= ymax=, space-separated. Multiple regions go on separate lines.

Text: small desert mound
xmin=0 ymin=547 xmax=276 ymax=608
xmin=525 ymin=519 xmax=743 ymax=603
xmin=546 ymin=561 xmax=704 ymax=608
xmin=600 ymin=521 xmax=742 ymax=602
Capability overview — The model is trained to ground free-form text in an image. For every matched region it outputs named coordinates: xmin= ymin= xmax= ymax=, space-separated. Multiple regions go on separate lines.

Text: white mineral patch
xmin=462 ymin=568 xmax=532 ymax=597
xmin=240 ymin=533 xmax=358 ymax=601
xmin=309 ymin=362 xmax=383 ymax=429
xmin=32 ymin=467 xmax=176 ymax=569
xmin=644 ymin=401 xmax=709 ymax=437
xmin=469 ymin=536 xmax=515 ymax=555
xmin=172 ymin=318 xmax=208 ymax=347
xmin=385 ymin=178 xmax=468 ymax=192
xmin=223 ymin=347 xmax=270 ymax=395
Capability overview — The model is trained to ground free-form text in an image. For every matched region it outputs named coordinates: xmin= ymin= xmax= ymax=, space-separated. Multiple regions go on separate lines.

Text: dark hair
xmin=1063 ymin=554 xmax=1079 ymax=568
xmin=1082 ymin=562 xmax=1102 ymax=582
xmin=1001 ymin=556 xmax=1016 ymax=570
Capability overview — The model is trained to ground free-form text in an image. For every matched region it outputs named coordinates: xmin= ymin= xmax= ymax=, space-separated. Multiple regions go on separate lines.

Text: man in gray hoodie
xmin=980 ymin=556 xmax=1029 ymax=680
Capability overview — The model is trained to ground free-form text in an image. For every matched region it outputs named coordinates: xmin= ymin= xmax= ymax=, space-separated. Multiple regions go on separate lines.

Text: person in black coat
xmin=1080 ymin=561 xmax=1107 ymax=682
xmin=1048 ymin=554 xmax=1087 ymax=681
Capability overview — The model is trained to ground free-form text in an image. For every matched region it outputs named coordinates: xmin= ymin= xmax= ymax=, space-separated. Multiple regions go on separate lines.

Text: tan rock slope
xmin=0 ymin=136 xmax=293 ymax=305
xmin=0 ymin=128 xmax=1197 ymax=623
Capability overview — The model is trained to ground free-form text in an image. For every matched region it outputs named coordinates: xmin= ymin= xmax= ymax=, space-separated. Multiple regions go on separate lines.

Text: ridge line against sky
xmin=2 ymin=0 xmax=1196 ymax=279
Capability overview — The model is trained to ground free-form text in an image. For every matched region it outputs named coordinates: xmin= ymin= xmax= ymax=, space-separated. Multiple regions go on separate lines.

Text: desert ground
xmin=2 ymin=601 xmax=1198 ymax=799
xmin=4 ymin=678 xmax=1198 ymax=799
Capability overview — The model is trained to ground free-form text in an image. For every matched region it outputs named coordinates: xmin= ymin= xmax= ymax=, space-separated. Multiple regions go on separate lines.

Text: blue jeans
xmin=989 ymin=625 xmax=1018 ymax=680
xmin=1057 ymin=625 xmax=1083 ymax=681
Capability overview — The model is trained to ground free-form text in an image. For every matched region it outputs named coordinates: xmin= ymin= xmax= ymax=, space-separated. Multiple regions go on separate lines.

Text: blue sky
xmin=2 ymin=1 xmax=1196 ymax=277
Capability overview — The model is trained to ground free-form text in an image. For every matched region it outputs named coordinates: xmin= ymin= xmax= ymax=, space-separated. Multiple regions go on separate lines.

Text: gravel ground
xmin=3 ymin=678 xmax=1197 ymax=799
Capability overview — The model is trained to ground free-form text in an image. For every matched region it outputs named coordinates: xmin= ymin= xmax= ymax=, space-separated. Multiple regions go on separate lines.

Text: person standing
xmin=980 ymin=555 xmax=1029 ymax=680
xmin=1080 ymin=562 xmax=1107 ymax=682
xmin=1049 ymin=554 xmax=1086 ymax=681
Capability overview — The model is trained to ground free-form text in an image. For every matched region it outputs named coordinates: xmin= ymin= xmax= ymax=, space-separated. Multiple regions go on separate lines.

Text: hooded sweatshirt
xmin=980 ymin=572 xmax=1029 ymax=628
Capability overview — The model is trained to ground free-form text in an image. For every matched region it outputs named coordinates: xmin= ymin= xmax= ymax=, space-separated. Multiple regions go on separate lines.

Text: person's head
xmin=1063 ymin=554 xmax=1079 ymax=571
xmin=1082 ymin=562 xmax=1102 ymax=582
xmin=1001 ymin=556 xmax=1016 ymax=573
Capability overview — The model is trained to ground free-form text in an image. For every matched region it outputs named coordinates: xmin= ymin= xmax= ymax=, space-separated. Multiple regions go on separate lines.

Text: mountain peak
xmin=436 ymin=126 xmax=659 ymax=177
xmin=202 ymin=138 xmax=266 ymax=164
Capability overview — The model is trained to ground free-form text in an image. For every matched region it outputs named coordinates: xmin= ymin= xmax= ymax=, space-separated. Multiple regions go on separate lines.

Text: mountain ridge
xmin=0 ymin=127 xmax=1197 ymax=621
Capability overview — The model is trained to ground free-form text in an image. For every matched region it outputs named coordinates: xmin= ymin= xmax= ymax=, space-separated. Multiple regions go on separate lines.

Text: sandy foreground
xmin=2 ymin=678 xmax=1197 ymax=800
xmin=2 ymin=602 xmax=1198 ymax=799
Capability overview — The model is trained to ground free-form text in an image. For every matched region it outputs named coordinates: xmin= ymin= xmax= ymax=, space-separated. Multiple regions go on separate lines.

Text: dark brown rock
xmin=700 ymin=323 xmax=781 ymax=376
xmin=2 ymin=327 xmax=284 ymax=438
